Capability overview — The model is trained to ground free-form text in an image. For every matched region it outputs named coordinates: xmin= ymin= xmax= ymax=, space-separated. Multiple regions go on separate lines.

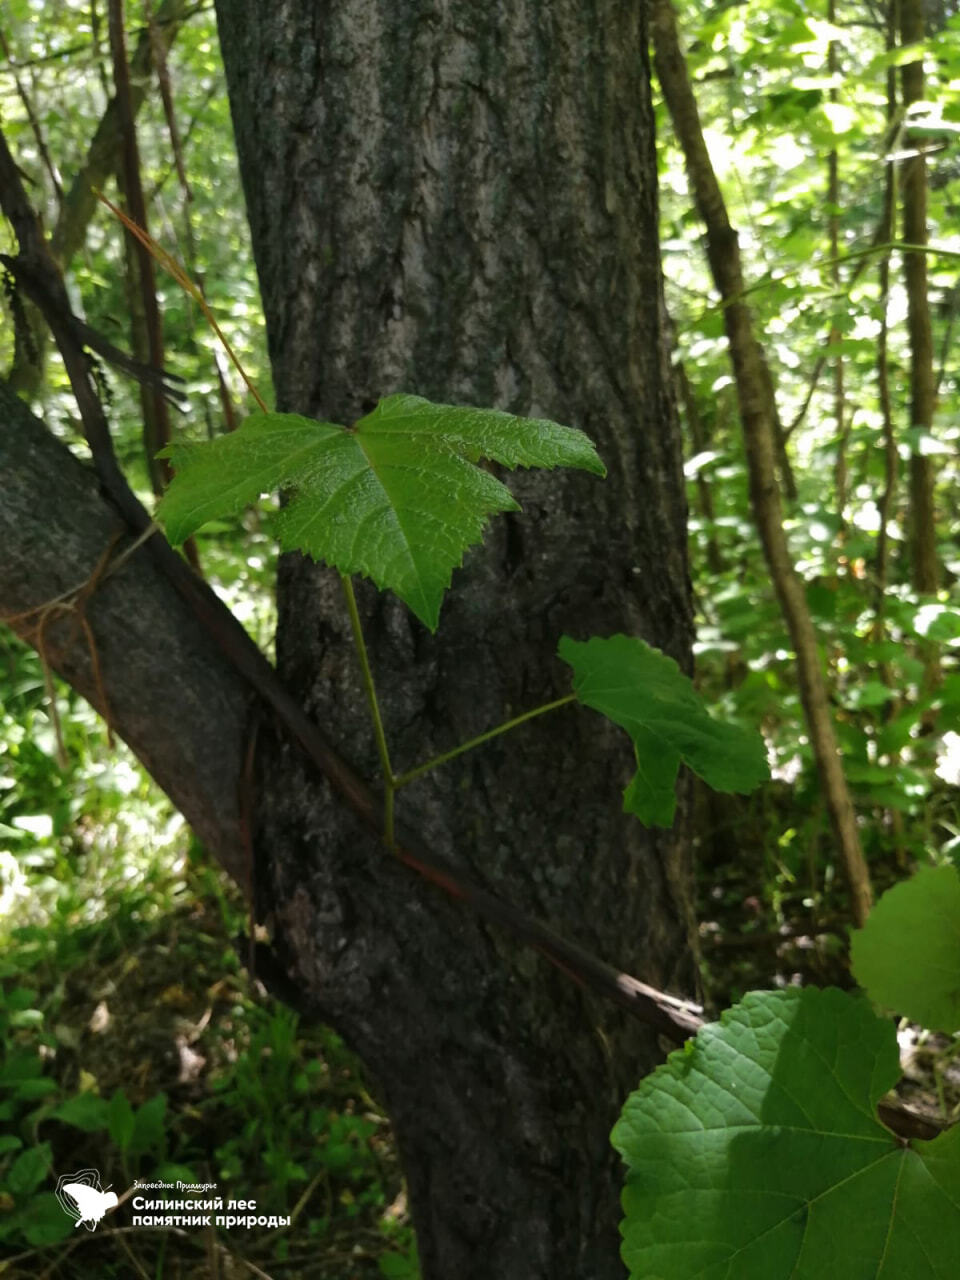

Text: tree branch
xmin=0 ymin=380 xmax=251 ymax=881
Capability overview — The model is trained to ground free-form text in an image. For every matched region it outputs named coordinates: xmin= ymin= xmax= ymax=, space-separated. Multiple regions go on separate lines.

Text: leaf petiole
xmin=393 ymin=693 xmax=577 ymax=790
xmin=340 ymin=575 xmax=397 ymax=842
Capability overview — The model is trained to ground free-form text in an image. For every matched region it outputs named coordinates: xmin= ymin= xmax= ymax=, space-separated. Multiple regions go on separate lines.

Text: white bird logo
xmin=55 ymin=1171 xmax=118 ymax=1230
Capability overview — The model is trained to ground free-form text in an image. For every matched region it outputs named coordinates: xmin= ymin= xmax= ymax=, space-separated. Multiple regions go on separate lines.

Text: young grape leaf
xmin=558 ymin=634 xmax=768 ymax=826
xmin=157 ymin=393 xmax=605 ymax=630
xmin=851 ymin=865 xmax=960 ymax=1032
xmin=613 ymin=987 xmax=960 ymax=1280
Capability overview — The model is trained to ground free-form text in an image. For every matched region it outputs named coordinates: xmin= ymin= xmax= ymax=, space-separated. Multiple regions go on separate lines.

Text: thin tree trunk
xmin=827 ymin=3 xmax=848 ymax=532
xmin=675 ymin=354 xmax=724 ymax=574
xmin=874 ymin=2 xmax=900 ymax=643
xmin=899 ymin=0 xmax=939 ymax=599
xmin=874 ymin=191 xmax=898 ymax=618
xmin=215 ymin=2 xmax=696 ymax=1275
xmin=108 ymin=0 xmax=172 ymax=496
xmin=650 ymin=0 xmax=873 ymax=926
xmin=7 ymin=0 xmax=191 ymax=397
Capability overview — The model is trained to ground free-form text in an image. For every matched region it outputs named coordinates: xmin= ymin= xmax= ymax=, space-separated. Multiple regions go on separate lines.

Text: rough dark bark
xmin=0 ymin=380 xmax=250 ymax=882
xmin=214 ymin=3 xmax=695 ymax=1277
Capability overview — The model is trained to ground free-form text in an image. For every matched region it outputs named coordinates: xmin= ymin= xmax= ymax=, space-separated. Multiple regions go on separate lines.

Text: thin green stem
xmin=340 ymin=575 xmax=397 ymax=841
xmin=393 ymin=693 xmax=577 ymax=790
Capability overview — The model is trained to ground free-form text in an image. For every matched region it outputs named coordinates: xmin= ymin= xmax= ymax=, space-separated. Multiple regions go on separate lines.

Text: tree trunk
xmin=899 ymin=0 xmax=941 ymax=723
xmin=214 ymin=2 xmax=695 ymax=1276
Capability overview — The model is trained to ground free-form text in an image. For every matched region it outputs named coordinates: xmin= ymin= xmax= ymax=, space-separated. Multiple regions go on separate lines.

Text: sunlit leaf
xmin=159 ymin=394 xmax=604 ymax=630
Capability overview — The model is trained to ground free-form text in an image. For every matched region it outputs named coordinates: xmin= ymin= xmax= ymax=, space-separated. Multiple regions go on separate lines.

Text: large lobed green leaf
xmin=558 ymin=633 xmax=769 ymax=826
xmin=613 ymin=987 xmax=960 ymax=1280
xmin=851 ymin=865 xmax=960 ymax=1033
xmin=157 ymin=393 xmax=604 ymax=630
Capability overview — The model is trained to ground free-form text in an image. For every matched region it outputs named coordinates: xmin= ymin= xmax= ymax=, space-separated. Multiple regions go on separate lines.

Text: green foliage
xmin=378 ymin=1241 xmax=421 ymax=1277
xmin=160 ymin=399 xmax=765 ymax=832
xmin=852 ymin=866 xmax=960 ymax=1033
xmin=207 ymin=1006 xmax=311 ymax=1203
xmin=560 ymin=634 xmax=769 ymax=826
xmin=614 ymin=987 xmax=960 ymax=1280
xmin=6 ymin=0 xmax=960 ymax=1273
xmin=1 ymin=0 xmax=270 ymax=456
xmin=0 ymin=848 xmax=407 ymax=1266
xmin=650 ymin=7 xmax=960 ymax=1257
xmin=5 ymin=1144 xmax=51 ymax=1198
xmin=662 ymin=0 xmax=960 ymax=893
xmin=0 ymin=985 xmax=71 ymax=1249
xmin=51 ymin=1091 xmax=112 ymax=1133
xmin=14 ymin=1192 xmax=74 ymax=1248
xmin=158 ymin=394 xmax=605 ymax=630
xmin=0 ymin=962 xmax=170 ymax=1249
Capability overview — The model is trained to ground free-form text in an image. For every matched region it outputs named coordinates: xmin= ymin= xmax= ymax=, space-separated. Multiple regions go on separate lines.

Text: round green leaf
xmin=613 ymin=987 xmax=960 ymax=1279
xmin=851 ymin=865 xmax=960 ymax=1032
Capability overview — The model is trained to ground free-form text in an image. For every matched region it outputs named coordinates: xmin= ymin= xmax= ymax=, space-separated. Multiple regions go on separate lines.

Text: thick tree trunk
xmin=215 ymin=3 xmax=695 ymax=1276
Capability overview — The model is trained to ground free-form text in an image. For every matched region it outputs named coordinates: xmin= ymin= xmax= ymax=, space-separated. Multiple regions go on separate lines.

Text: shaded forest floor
xmin=2 ymin=784 xmax=958 ymax=1278
xmin=0 ymin=852 xmax=414 ymax=1280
